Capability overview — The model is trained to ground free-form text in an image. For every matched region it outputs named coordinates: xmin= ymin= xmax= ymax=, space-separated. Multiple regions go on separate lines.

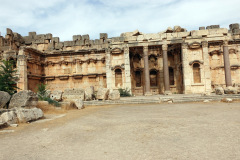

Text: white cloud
xmin=0 ymin=0 xmax=240 ymax=41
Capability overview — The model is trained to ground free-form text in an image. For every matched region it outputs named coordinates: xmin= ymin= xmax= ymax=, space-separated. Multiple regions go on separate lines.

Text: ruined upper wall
xmin=1 ymin=23 xmax=240 ymax=54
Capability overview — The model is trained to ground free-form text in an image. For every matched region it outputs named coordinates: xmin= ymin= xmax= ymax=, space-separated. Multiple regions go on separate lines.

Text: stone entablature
xmin=1 ymin=23 xmax=240 ymax=95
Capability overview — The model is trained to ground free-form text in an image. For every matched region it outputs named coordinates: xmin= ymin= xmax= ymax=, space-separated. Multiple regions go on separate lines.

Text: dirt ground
xmin=0 ymin=102 xmax=240 ymax=160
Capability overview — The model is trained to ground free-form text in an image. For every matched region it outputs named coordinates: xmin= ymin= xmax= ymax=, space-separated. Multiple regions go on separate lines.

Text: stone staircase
xmin=84 ymin=94 xmax=240 ymax=106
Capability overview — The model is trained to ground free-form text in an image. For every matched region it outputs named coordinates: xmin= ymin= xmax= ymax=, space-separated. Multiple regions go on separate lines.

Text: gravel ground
xmin=0 ymin=102 xmax=240 ymax=160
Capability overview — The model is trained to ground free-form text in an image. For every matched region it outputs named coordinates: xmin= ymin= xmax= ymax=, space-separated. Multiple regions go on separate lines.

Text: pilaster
xmin=123 ymin=46 xmax=132 ymax=94
xmin=202 ymin=41 xmax=212 ymax=93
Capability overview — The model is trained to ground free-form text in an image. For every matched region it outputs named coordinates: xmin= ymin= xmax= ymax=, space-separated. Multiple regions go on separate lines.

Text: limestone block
xmin=34 ymin=39 xmax=45 ymax=44
xmin=73 ymin=35 xmax=82 ymax=41
xmin=75 ymin=40 xmax=84 ymax=46
xmin=177 ymin=32 xmax=190 ymax=38
xmin=62 ymin=88 xmax=85 ymax=101
xmin=208 ymin=28 xmax=228 ymax=35
xmin=199 ymin=27 xmax=205 ymax=30
xmin=108 ymin=90 xmax=120 ymax=100
xmin=15 ymin=107 xmax=44 ymax=123
xmin=221 ymin=98 xmax=233 ymax=103
xmin=96 ymin=88 xmax=109 ymax=100
xmin=215 ymin=87 xmax=224 ymax=95
xmin=191 ymin=30 xmax=208 ymax=37
xmin=35 ymin=34 xmax=46 ymax=40
xmin=100 ymin=33 xmax=108 ymax=39
xmin=85 ymin=86 xmax=94 ymax=101
xmin=230 ymin=23 xmax=239 ymax=30
xmin=0 ymin=111 xmax=17 ymax=125
xmin=0 ymin=91 xmax=11 ymax=108
xmin=73 ymin=99 xmax=84 ymax=109
xmin=29 ymin=32 xmax=36 ymax=38
xmin=94 ymin=39 xmax=102 ymax=45
xmin=9 ymin=90 xmax=38 ymax=109
xmin=52 ymin=37 xmax=60 ymax=43
xmin=64 ymin=41 xmax=75 ymax=47
xmin=46 ymin=33 xmax=52 ymax=40
xmin=224 ymin=86 xmax=238 ymax=94
xmin=82 ymin=34 xmax=90 ymax=40
xmin=233 ymin=29 xmax=240 ymax=35
xmin=166 ymin=27 xmax=173 ymax=33
xmin=55 ymin=42 xmax=64 ymax=50
xmin=6 ymin=28 xmax=13 ymax=35
xmin=206 ymin=25 xmax=220 ymax=29
xmin=144 ymin=33 xmax=161 ymax=40
xmin=173 ymin=26 xmax=182 ymax=32
xmin=50 ymin=90 xmax=63 ymax=101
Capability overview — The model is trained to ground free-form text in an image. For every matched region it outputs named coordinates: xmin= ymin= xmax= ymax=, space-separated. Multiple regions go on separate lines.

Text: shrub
xmin=118 ymin=88 xmax=131 ymax=97
xmin=0 ymin=60 xmax=18 ymax=95
xmin=36 ymin=83 xmax=60 ymax=107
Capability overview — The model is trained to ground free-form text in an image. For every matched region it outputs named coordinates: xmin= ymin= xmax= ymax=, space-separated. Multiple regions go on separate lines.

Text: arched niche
xmin=115 ymin=68 xmax=122 ymax=87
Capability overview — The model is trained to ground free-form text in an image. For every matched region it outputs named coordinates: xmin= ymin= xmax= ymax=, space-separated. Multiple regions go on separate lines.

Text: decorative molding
xmin=111 ymin=64 xmax=125 ymax=70
xmin=229 ymin=48 xmax=237 ymax=54
xmin=111 ymin=47 xmax=123 ymax=54
xmin=209 ymin=50 xmax=223 ymax=56
xmin=188 ymin=42 xmax=201 ymax=49
xmin=58 ymin=75 xmax=69 ymax=80
xmin=189 ymin=60 xmax=204 ymax=65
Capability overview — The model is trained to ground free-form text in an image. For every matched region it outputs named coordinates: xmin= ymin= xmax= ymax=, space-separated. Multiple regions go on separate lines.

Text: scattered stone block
xmin=62 ymin=88 xmax=85 ymax=101
xmin=224 ymin=86 xmax=238 ymax=94
xmin=15 ymin=107 xmax=44 ymax=123
xmin=203 ymin=100 xmax=210 ymax=103
xmin=85 ymin=86 xmax=94 ymax=101
xmin=221 ymin=98 xmax=233 ymax=103
xmin=215 ymin=87 xmax=224 ymax=95
xmin=109 ymin=90 xmax=120 ymax=100
xmin=50 ymin=90 xmax=63 ymax=101
xmin=96 ymin=88 xmax=109 ymax=100
xmin=9 ymin=90 xmax=38 ymax=109
xmin=0 ymin=91 xmax=11 ymax=108
xmin=229 ymin=23 xmax=239 ymax=30
xmin=0 ymin=111 xmax=17 ymax=125
xmin=73 ymin=99 xmax=84 ymax=109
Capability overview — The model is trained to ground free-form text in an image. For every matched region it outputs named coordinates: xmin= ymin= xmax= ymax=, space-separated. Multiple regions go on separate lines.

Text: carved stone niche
xmin=209 ymin=50 xmax=223 ymax=56
xmin=111 ymin=64 xmax=125 ymax=70
xmin=188 ymin=42 xmax=201 ymax=49
xmin=111 ymin=48 xmax=123 ymax=54
xmin=73 ymin=74 xmax=83 ymax=79
xmin=189 ymin=60 xmax=204 ymax=65
xmin=58 ymin=75 xmax=69 ymax=80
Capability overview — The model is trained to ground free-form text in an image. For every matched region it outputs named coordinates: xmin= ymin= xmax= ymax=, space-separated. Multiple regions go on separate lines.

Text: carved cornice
xmin=229 ymin=48 xmax=238 ymax=54
xmin=111 ymin=64 xmax=125 ymax=70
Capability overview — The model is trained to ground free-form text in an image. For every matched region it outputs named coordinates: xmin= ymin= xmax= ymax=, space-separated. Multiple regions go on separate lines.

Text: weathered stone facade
xmin=1 ymin=24 xmax=240 ymax=95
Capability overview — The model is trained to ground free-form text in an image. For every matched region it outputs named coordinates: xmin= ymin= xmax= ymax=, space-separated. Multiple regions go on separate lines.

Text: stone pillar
xmin=223 ymin=40 xmax=232 ymax=87
xmin=181 ymin=43 xmax=191 ymax=94
xmin=143 ymin=45 xmax=151 ymax=95
xmin=162 ymin=44 xmax=171 ymax=94
xmin=105 ymin=48 xmax=112 ymax=89
xmin=17 ymin=49 xmax=28 ymax=91
xmin=202 ymin=41 xmax=212 ymax=94
xmin=123 ymin=45 xmax=132 ymax=94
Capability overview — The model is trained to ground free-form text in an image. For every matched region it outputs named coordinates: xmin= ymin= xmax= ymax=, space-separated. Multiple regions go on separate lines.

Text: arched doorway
xmin=115 ymin=69 xmax=122 ymax=87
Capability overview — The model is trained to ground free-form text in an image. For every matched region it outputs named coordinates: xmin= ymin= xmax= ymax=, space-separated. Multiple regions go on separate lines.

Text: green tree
xmin=0 ymin=60 xmax=18 ymax=95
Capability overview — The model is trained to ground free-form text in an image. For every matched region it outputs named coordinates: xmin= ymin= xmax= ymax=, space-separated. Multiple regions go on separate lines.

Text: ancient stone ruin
xmin=1 ymin=24 xmax=240 ymax=96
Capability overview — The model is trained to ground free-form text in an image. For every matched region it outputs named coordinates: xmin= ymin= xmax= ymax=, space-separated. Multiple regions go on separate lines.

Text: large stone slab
xmin=0 ymin=111 xmax=17 ymax=125
xmin=96 ymin=88 xmax=109 ymax=100
xmin=9 ymin=90 xmax=38 ymax=109
xmin=62 ymin=88 xmax=85 ymax=101
xmin=224 ymin=86 xmax=238 ymax=94
xmin=15 ymin=107 xmax=44 ymax=123
xmin=85 ymin=86 xmax=94 ymax=101
xmin=50 ymin=90 xmax=63 ymax=101
xmin=108 ymin=90 xmax=120 ymax=100
xmin=0 ymin=91 xmax=11 ymax=108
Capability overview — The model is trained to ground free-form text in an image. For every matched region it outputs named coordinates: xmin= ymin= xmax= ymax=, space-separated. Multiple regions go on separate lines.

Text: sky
xmin=0 ymin=0 xmax=240 ymax=41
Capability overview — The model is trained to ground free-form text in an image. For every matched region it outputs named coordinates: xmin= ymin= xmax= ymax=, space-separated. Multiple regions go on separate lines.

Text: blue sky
xmin=0 ymin=0 xmax=240 ymax=41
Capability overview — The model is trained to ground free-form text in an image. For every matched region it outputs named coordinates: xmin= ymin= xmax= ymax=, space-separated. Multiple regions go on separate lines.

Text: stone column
xmin=162 ymin=44 xmax=171 ymax=94
xmin=105 ymin=48 xmax=112 ymax=89
xmin=202 ymin=41 xmax=212 ymax=94
xmin=143 ymin=45 xmax=151 ymax=95
xmin=17 ymin=48 xmax=28 ymax=91
xmin=124 ymin=45 xmax=132 ymax=94
xmin=223 ymin=40 xmax=232 ymax=87
xmin=181 ymin=43 xmax=191 ymax=94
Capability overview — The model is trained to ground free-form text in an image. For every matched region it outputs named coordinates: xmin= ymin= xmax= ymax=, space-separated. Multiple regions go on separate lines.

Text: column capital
xmin=181 ymin=43 xmax=188 ymax=49
xmin=223 ymin=40 xmax=228 ymax=46
xmin=202 ymin=41 xmax=208 ymax=48
xmin=143 ymin=45 xmax=148 ymax=50
xmin=162 ymin=44 xmax=168 ymax=51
